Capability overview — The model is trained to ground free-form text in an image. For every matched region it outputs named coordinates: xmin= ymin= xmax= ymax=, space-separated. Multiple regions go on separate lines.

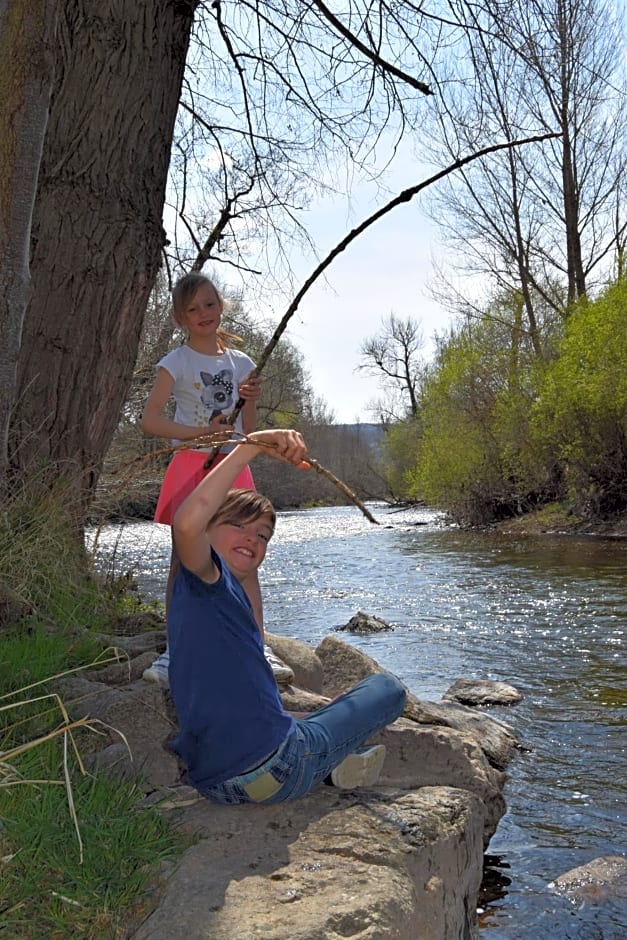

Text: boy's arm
xmin=173 ymin=430 xmax=307 ymax=580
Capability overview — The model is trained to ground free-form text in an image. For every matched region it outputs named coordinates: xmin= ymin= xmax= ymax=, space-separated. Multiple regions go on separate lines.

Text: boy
xmin=168 ymin=428 xmax=406 ymax=804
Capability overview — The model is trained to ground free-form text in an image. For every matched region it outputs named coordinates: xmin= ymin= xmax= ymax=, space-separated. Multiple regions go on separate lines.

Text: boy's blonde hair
xmin=172 ymin=273 xmax=241 ymax=348
xmin=208 ymin=488 xmax=276 ymax=535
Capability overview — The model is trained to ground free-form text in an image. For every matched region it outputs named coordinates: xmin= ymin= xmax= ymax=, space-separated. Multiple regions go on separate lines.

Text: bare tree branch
xmin=310 ymin=0 xmax=433 ymax=95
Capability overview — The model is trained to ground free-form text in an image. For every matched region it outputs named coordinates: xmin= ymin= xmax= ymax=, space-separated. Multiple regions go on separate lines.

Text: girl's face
xmin=179 ymin=282 xmax=222 ymax=337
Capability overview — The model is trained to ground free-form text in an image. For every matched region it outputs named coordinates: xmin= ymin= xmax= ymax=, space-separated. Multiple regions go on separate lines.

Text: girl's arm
xmin=173 ymin=429 xmax=307 ymax=580
xmin=141 ymin=367 xmax=232 ymax=442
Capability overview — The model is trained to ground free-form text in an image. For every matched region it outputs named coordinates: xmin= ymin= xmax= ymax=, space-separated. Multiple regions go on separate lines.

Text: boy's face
xmin=209 ymin=512 xmax=274 ymax=581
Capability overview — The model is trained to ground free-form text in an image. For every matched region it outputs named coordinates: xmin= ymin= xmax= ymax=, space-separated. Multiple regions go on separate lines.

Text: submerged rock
xmin=335 ymin=610 xmax=394 ymax=634
xmin=549 ymin=855 xmax=627 ymax=904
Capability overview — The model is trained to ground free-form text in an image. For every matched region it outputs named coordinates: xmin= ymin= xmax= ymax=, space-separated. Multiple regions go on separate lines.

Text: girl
xmin=140 ymin=273 xmax=292 ymax=686
xmin=169 ymin=427 xmax=407 ymax=803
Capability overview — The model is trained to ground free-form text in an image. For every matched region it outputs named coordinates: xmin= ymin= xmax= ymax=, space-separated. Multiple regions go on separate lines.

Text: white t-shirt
xmin=157 ymin=345 xmax=256 ymax=446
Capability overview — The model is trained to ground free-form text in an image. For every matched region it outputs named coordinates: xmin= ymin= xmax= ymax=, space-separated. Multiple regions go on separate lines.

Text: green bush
xmin=407 ymin=310 xmax=545 ymax=524
xmin=532 ymin=280 xmax=627 ymax=515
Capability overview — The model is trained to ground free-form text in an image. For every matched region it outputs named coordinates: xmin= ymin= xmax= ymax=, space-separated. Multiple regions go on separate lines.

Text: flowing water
xmin=93 ymin=504 xmax=627 ymax=938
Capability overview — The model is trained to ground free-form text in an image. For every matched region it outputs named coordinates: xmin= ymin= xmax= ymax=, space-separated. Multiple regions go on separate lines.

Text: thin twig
xmin=235 ymin=435 xmax=380 ymax=525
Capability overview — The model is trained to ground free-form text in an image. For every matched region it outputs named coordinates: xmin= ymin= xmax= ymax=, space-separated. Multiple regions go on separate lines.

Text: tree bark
xmin=0 ymin=0 xmax=57 ymax=475
xmin=10 ymin=0 xmax=197 ymax=505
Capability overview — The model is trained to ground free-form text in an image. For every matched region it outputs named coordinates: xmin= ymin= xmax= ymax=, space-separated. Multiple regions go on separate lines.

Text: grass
xmin=1 ymin=737 xmax=184 ymax=938
xmin=0 ymin=468 xmax=186 ymax=938
xmin=0 ymin=634 xmax=186 ymax=939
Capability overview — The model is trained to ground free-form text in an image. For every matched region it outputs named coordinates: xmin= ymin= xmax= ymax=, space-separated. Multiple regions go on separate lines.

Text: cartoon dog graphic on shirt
xmin=200 ymin=370 xmax=234 ymax=421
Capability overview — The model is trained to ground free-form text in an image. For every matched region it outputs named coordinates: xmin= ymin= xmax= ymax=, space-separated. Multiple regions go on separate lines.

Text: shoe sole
xmin=331 ymin=744 xmax=386 ymax=789
xmin=142 ymin=669 xmax=170 ymax=687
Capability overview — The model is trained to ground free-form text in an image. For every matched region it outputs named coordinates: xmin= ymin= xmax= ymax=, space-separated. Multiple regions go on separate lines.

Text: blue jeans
xmin=199 ymin=672 xmax=407 ymax=805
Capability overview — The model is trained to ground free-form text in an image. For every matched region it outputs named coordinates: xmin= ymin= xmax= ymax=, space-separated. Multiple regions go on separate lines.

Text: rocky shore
xmin=55 ymin=620 xmax=523 ymax=939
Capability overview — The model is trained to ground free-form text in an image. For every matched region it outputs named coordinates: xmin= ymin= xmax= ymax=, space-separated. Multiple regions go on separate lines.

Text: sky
xmin=246 ymin=150 xmax=456 ymax=424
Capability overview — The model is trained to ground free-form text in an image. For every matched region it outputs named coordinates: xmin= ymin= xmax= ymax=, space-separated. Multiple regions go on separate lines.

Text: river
xmin=92 ymin=504 xmax=627 ymax=938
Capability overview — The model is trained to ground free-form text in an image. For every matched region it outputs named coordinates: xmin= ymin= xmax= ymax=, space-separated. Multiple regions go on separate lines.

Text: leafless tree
xmin=358 ymin=313 xmax=425 ymax=421
xmin=423 ymin=0 xmax=627 ymax=350
xmin=163 ymin=0 xmax=444 ymax=293
xmin=8 ymin=0 xmax=442 ymax=509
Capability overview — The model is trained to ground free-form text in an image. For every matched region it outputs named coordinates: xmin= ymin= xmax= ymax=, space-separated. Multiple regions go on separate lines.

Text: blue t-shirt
xmin=168 ymin=554 xmax=294 ymax=790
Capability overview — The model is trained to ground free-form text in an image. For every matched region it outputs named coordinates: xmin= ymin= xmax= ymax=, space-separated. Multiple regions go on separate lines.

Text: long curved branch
xmin=202 ymin=130 xmax=561 ymax=473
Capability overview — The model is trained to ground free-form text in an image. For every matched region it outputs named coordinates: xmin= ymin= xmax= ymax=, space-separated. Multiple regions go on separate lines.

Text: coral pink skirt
xmin=154 ymin=450 xmax=256 ymax=526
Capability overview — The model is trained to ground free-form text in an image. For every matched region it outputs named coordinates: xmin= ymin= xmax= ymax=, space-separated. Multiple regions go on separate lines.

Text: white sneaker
xmin=142 ymin=651 xmax=170 ymax=687
xmin=330 ymin=745 xmax=386 ymax=789
xmin=264 ymin=645 xmax=294 ymax=686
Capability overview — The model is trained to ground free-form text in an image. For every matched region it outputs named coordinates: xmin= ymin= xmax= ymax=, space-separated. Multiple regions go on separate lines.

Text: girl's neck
xmin=186 ymin=335 xmax=224 ymax=356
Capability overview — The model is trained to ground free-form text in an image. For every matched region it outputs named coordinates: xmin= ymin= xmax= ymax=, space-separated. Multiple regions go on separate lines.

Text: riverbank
xmin=491 ymin=504 xmax=627 ymax=539
xmin=94 ymin=506 xmax=627 ymax=936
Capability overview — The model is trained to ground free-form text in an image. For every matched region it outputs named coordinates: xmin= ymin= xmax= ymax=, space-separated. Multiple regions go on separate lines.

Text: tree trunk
xmin=0 ymin=0 xmax=57 ymax=476
xmin=562 ymin=126 xmax=586 ymax=305
xmin=557 ymin=0 xmax=586 ymax=306
xmin=10 ymin=0 xmax=197 ymax=506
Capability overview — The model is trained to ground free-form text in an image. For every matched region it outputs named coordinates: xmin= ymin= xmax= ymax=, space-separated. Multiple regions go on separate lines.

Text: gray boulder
xmin=443 ymin=678 xmax=523 ymax=706
xmin=132 ymin=785 xmax=485 ymax=940
xmin=54 ymin=629 xmax=518 ymax=939
xmin=317 ymin=634 xmax=521 ymax=770
xmin=266 ymin=630 xmax=324 ymax=693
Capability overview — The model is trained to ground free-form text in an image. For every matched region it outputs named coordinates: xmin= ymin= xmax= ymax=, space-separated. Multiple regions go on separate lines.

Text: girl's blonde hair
xmin=172 ymin=273 xmax=242 ymax=349
xmin=208 ymin=488 xmax=276 ymax=535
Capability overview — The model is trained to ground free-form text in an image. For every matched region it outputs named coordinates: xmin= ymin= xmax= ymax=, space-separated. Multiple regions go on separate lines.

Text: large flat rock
xmin=132 ymin=785 xmax=484 ymax=940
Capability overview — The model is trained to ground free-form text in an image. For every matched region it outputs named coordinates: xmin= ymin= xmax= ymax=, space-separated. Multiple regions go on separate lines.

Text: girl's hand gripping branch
xmin=238 ymin=372 xmax=262 ymax=402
